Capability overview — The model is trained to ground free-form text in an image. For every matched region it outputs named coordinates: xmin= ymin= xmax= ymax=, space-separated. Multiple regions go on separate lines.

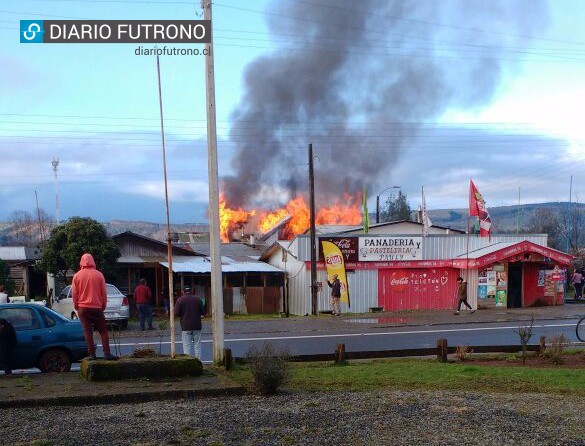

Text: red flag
xmin=469 ymin=180 xmax=491 ymax=237
xmin=469 ymin=180 xmax=482 ymax=216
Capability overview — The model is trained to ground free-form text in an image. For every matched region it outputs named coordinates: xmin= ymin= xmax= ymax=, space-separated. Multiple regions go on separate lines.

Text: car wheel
xmin=119 ymin=320 xmax=128 ymax=329
xmin=38 ymin=349 xmax=72 ymax=373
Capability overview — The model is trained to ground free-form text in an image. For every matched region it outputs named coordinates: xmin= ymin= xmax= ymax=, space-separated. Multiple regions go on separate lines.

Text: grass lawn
xmin=227 ymin=358 xmax=585 ymax=395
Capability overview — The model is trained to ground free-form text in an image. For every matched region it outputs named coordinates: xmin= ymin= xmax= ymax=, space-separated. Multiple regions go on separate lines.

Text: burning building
xmin=260 ymin=222 xmax=572 ymax=316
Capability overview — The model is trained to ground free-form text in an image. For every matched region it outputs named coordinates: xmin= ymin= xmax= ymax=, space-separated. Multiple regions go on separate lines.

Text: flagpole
xmin=466 ymin=180 xmax=472 ymax=276
xmin=421 ymin=186 xmax=424 ymax=237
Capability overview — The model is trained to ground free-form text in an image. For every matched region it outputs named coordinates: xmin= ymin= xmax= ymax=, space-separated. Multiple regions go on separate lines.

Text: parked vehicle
xmin=0 ymin=303 xmax=87 ymax=372
xmin=51 ymin=284 xmax=130 ymax=328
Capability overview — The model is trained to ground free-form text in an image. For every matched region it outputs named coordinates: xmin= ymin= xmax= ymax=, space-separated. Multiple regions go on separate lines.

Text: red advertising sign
xmin=318 ymin=237 xmax=358 ymax=262
xmin=378 ymin=268 xmax=459 ymax=311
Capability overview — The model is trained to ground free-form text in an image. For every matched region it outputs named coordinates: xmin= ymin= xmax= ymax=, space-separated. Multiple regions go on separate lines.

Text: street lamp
xmin=376 ymin=186 xmax=401 ymax=224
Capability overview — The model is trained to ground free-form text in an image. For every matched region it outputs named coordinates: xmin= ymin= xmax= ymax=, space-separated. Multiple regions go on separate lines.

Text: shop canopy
xmin=453 ymin=240 xmax=573 ymax=269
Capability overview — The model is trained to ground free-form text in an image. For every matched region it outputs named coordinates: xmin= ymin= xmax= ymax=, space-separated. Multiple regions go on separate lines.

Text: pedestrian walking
xmin=133 ymin=278 xmax=154 ymax=331
xmin=72 ymin=253 xmax=118 ymax=360
xmin=174 ymin=286 xmax=205 ymax=359
xmin=454 ymin=276 xmax=475 ymax=315
xmin=572 ymin=269 xmax=584 ymax=300
xmin=0 ymin=318 xmax=16 ymax=376
xmin=327 ymin=274 xmax=342 ymax=316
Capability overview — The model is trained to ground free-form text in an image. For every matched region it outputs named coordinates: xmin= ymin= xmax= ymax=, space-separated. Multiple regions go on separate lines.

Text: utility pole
xmin=202 ymin=0 xmax=224 ymax=364
xmin=51 ymin=158 xmax=60 ymax=224
xmin=308 ymin=143 xmax=318 ymax=316
xmin=34 ymin=190 xmax=45 ymax=242
xmin=567 ymin=174 xmax=573 ymax=253
xmin=516 ymin=187 xmax=521 ymax=234
xmin=156 ymin=54 xmax=176 ymax=358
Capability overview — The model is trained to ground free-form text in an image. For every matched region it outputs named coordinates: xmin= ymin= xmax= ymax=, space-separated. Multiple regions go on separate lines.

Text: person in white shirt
xmin=0 ymin=284 xmax=8 ymax=304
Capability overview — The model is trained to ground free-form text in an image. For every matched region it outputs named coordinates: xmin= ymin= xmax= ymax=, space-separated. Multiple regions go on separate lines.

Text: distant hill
xmin=428 ymin=202 xmax=584 ymax=233
xmin=1 ymin=202 xmax=583 ymax=245
xmin=0 ymin=219 xmax=210 ymax=245
xmin=104 ymin=220 xmax=209 ymax=241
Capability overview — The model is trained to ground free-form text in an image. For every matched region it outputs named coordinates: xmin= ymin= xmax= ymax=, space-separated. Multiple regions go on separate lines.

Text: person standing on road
xmin=72 ymin=253 xmax=118 ymax=361
xmin=327 ymin=274 xmax=342 ymax=316
xmin=133 ymin=278 xmax=154 ymax=331
xmin=0 ymin=318 xmax=17 ymax=376
xmin=174 ymin=286 xmax=205 ymax=359
xmin=572 ymin=269 xmax=584 ymax=300
xmin=454 ymin=276 xmax=475 ymax=315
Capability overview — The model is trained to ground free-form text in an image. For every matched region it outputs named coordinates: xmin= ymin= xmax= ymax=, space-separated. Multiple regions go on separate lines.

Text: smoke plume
xmin=224 ymin=0 xmax=548 ymax=208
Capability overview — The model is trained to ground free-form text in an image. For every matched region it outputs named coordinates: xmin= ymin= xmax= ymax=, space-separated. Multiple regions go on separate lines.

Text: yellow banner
xmin=322 ymin=241 xmax=350 ymax=307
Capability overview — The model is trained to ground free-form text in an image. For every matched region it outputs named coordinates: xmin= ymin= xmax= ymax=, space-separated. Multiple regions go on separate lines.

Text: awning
xmin=453 ymin=240 xmax=573 ymax=269
xmin=160 ymin=257 xmax=285 ymax=274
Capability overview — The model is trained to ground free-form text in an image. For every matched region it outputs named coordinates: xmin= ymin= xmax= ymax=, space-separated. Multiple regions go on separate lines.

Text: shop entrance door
xmin=508 ymin=263 xmax=523 ymax=308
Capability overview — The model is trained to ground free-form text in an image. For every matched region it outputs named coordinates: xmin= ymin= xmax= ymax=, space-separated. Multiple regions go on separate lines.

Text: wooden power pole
xmin=308 ymin=143 xmax=318 ymax=315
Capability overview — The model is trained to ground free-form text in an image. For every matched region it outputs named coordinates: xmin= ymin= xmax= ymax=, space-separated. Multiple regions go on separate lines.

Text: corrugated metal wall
xmin=316 ymin=269 xmax=378 ymax=314
xmin=423 ymin=235 xmax=548 ymax=259
xmin=272 ymin=250 xmax=379 ymax=316
xmin=461 ymin=269 xmax=479 ymax=310
xmin=295 ymin=234 xmax=549 ymax=261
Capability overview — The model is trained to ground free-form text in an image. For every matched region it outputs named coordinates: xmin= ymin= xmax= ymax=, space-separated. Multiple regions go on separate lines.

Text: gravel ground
xmin=2 ymin=390 xmax=585 ymax=446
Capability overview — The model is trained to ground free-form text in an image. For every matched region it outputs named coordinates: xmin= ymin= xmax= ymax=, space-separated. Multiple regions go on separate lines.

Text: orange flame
xmin=221 ymin=193 xmax=363 ymax=242
xmin=258 ymin=194 xmax=362 ymax=240
xmin=258 ymin=209 xmax=289 ymax=234
xmin=316 ymin=193 xmax=362 ymax=226
xmin=219 ymin=194 xmax=254 ymax=242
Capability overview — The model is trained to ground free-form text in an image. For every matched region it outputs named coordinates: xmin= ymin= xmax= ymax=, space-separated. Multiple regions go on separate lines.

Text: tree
xmin=0 ymin=259 xmax=15 ymax=295
xmin=38 ymin=217 xmax=120 ymax=283
xmin=380 ymin=190 xmax=412 ymax=222
xmin=8 ymin=210 xmax=35 ymax=246
xmin=527 ymin=208 xmax=563 ymax=251
xmin=6 ymin=209 xmax=55 ymax=246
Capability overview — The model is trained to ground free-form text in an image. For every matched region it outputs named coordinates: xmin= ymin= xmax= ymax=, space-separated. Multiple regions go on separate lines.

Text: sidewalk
xmin=112 ymin=301 xmax=585 ymax=340
xmin=199 ymin=300 xmax=585 ymax=337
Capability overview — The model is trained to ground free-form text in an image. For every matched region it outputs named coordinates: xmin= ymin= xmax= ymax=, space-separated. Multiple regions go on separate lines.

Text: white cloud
xmin=127 ymin=180 xmax=209 ymax=203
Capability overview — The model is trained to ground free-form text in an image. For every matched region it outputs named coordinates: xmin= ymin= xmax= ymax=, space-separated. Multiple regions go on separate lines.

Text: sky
xmin=1 ymin=0 xmax=584 ymax=225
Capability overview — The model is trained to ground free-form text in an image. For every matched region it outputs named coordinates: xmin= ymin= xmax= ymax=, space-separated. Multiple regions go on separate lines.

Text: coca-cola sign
xmin=389 ymin=272 xmax=410 ymax=292
xmin=319 ymin=237 xmax=358 ymax=262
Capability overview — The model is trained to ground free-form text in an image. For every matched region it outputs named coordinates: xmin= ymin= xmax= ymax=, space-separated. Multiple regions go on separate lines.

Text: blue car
xmin=0 ymin=303 xmax=88 ymax=373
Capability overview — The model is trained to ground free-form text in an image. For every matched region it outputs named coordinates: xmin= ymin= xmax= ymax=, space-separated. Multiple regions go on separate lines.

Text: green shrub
xmin=455 ymin=345 xmax=473 ymax=362
xmin=544 ymin=334 xmax=568 ymax=365
xmin=246 ymin=342 xmax=290 ymax=395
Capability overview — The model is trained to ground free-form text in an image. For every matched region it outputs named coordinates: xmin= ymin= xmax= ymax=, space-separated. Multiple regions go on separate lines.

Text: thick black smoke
xmin=224 ymin=0 xmax=548 ymax=208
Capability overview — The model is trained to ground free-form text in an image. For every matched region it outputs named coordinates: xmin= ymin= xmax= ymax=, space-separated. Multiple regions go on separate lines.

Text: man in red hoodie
xmin=72 ymin=253 xmax=117 ymax=360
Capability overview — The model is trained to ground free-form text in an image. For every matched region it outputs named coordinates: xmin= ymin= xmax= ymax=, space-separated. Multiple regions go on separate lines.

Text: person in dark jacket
xmin=327 ymin=274 xmax=342 ymax=316
xmin=0 ymin=318 xmax=17 ymax=375
xmin=454 ymin=276 xmax=475 ymax=315
xmin=174 ymin=286 xmax=205 ymax=359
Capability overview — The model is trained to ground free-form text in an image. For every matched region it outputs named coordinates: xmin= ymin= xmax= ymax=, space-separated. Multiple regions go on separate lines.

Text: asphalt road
xmin=7 ymin=315 xmax=581 ymax=374
xmin=105 ymin=316 xmax=583 ymax=362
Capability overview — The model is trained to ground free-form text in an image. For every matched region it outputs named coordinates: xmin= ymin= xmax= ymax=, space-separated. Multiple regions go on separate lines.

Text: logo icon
xmin=20 ymin=20 xmax=44 ymax=43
